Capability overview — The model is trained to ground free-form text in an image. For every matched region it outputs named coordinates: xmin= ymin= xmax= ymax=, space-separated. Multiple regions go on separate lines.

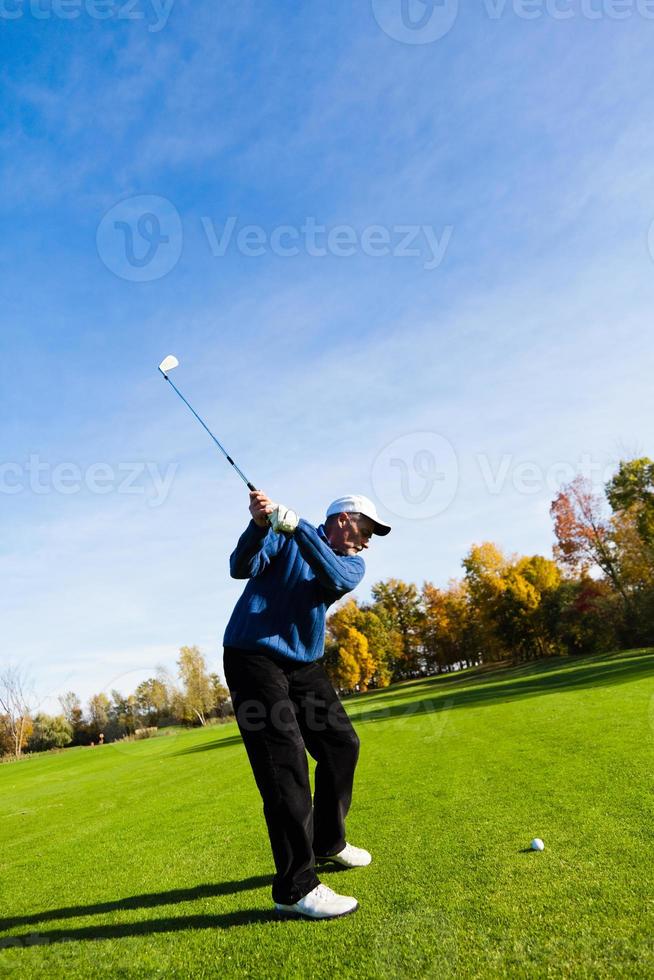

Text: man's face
xmin=326 ymin=512 xmax=376 ymax=556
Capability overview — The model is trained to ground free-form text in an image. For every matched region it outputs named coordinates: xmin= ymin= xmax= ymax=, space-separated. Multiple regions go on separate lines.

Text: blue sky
xmin=1 ymin=0 xmax=653 ymax=711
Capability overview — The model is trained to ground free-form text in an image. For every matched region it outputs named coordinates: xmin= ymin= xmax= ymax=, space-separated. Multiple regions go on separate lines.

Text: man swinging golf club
xmin=156 ymin=358 xmax=391 ymax=917
xmin=223 ymin=490 xmax=391 ymax=920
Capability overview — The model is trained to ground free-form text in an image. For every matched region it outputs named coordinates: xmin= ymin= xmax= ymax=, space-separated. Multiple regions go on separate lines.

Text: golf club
xmin=158 ymin=355 xmax=257 ymax=492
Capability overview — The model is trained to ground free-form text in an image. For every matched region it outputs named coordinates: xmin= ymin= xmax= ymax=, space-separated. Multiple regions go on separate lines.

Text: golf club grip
xmin=247 ymin=482 xmax=257 ymax=492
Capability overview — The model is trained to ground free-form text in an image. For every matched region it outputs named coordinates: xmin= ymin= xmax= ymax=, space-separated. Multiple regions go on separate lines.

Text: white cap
xmin=325 ymin=494 xmax=391 ymax=536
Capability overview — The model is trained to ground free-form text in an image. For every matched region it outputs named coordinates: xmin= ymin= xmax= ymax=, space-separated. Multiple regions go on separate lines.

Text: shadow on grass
xmin=349 ymin=650 xmax=654 ymax=724
xmin=0 ymin=876 xmax=272 ymax=932
xmin=0 ymin=869 xmax=354 ymax=946
xmin=172 ymin=734 xmax=243 ymax=756
xmin=0 ymin=909 xmax=282 ymax=947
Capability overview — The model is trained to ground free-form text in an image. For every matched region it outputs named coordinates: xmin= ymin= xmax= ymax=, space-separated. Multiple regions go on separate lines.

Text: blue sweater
xmin=223 ymin=518 xmax=365 ymax=663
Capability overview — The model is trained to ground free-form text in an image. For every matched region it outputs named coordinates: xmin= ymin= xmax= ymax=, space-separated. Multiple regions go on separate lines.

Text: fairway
xmin=2 ymin=649 xmax=653 ymax=978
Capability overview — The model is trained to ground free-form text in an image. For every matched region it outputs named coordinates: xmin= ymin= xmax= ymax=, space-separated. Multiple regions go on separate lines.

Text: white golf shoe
xmin=274 ymin=883 xmax=358 ymax=920
xmin=316 ymin=843 xmax=372 ymax=868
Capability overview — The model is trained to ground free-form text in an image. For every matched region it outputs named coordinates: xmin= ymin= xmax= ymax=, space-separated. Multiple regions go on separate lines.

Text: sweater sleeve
xmin=293 ymin=518 xmax=365 ymax=595
xmin=229 ymin=520 xmax=284 ymax=579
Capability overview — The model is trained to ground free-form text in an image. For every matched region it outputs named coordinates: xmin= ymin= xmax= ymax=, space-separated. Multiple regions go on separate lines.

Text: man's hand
xmin=268 ymin=504 xmax=299 ymax=535
xmin=249 ymin=490 xmax=274 ymax=528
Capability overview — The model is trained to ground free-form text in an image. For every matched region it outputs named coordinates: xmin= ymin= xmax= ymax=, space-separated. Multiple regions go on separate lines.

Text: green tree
xmin=109 ymin=690 xmax=140 ymax=737
xmin=177 ymin=646 xmax=215 ymax=726
xmin=606 ymin=458 xmax=654 ymax=548
xmin=209 ymin=674 xmax=231 ymax=718
xmin=58 ymin=691 xmax=86 ymax=744
xmin=28 ymin=714 xmax=73 ymax=752
xmin=610 ymin=507 xmax=654 ymax=590
xmin=370 ymin=579 xmax=424 ymax=677
xmin=606 ymin=459 xmax=654 ymax=642
xmin=135 ymin=678 xmax=170 ymax=725
xmin=88 ymin=693 xmax=111 ymax=740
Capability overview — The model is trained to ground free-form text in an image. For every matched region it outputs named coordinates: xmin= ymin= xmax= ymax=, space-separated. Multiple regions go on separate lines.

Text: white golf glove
xmin=268 ymin=503 xmax=299 ymax=535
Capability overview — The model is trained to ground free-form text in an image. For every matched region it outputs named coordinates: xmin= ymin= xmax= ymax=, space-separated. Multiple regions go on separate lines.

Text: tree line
xmin=0 ymin=646 xmax=231 ymax=760
xmin=322 ymin=458 xmax=654 ymax=693
xmin=3 ymin=457 xmax=653 ymax=757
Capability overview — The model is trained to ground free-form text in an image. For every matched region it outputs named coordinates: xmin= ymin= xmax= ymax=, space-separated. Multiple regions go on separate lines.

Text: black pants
xmin=223 ymin=646 xmax=360 ymax=905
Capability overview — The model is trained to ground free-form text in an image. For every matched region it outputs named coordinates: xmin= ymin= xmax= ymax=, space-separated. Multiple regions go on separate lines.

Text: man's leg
xmin=223 ymin=647 xmax=319 ymax=905
xmin=290 ymin=661 xmax=360 ymax=857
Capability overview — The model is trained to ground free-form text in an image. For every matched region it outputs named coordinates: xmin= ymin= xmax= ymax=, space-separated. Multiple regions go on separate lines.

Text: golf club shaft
xmin=158 ymin=368 xmax=257 ymax=492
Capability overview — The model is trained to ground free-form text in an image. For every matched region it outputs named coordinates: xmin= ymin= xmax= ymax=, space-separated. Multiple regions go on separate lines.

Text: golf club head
xmin=158 ymin=354 xmax=179 ymax=375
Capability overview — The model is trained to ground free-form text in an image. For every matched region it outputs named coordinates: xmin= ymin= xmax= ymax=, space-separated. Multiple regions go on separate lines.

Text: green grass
xmin=1 ymin=648 xmax=654 ymax=978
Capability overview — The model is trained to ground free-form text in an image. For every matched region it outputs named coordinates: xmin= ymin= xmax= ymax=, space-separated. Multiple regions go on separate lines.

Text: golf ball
xmin=530 ymin=838 xmax=545 ymax=851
